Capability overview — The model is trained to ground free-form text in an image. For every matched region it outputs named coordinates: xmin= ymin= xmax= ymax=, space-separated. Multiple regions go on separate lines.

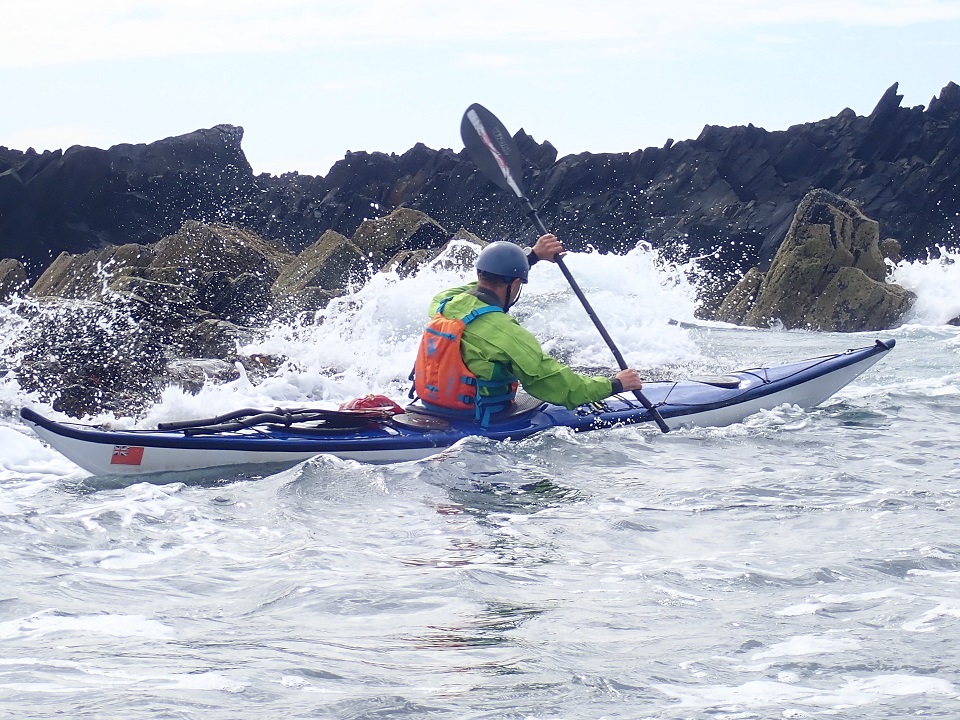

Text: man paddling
xmin=412 ymin=234 xmax=643 ymax=424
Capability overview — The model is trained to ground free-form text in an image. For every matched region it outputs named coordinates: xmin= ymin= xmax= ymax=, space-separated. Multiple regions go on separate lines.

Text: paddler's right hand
xmin=532 ymin=233 xmax=566 ymax=262
xmin=613 ymin=368 xmax=643 ymax=393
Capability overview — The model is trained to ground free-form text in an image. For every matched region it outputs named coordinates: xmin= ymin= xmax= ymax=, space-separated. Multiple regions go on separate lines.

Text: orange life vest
xmin=413 ymin=298 xmax=518 ymax=424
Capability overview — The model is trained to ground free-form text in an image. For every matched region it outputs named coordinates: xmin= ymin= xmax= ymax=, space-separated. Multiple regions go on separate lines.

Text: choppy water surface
xmin=1 ymin=244 xmax=959 ymax=718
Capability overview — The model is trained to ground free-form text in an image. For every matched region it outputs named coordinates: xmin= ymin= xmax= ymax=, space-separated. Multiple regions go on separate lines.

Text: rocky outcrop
xmin=30 ymin=220 xmax=293 ymax=323
xmin=0 ymin=258 xmax=27 ymax=300
xmin=256 ymin=81 xmax=960 ymax=293
xmin=352 ymin=206 xmax=449 ymax=258
xmin=713 ymin=267 xmax=764 ymax=325
xmin=380 ymin=227 xmax=487 ymax=278
xmin=270 ymin=207 xmax=454 ymax=310
xmin=273 ymin=229 xmax=359 ymax=287
xmin=2 ymin=183 xmax=929 ymax=416
xmin=0 ymin=125 xmax=256 ymax=278
xmin=12 ymin=222 xmax=290 ymax=416
xmin=7 ymin=210 xmax=464 ymax=417
xmin=10 ymin=296 xmax=169 ymax=417
xmin=715 ymin=189 xmax=915 ymax=331
xmin=3 ymin=83 xmax=958 ymax=300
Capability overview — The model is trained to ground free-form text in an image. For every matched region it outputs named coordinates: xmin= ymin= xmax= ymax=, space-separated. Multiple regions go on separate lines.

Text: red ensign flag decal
xmin=111 ymin=445 xmax=145 ymax=465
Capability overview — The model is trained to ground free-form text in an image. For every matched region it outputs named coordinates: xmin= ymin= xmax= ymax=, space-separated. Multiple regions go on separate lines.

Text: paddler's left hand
xmin=532 ymin=233 xmax=565 ymax=263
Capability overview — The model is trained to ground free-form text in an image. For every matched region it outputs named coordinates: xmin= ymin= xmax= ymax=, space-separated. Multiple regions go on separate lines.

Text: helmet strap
xmin=504 ymin=279 xmax=523 ymax=312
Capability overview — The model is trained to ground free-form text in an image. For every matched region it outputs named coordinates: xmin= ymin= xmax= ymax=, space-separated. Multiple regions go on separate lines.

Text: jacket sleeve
xmin=479 ymin=315 xmax=614 ymax=409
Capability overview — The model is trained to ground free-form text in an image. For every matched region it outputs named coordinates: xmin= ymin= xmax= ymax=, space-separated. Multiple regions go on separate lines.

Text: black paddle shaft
xmin=460 ymin=103 xmax=670 ymax=433
xmin=520 ymin=197 xmax=631 ymax=370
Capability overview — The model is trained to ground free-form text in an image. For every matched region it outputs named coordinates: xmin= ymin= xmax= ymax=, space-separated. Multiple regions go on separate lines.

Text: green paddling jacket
xmin=428 ymin=282 xmax=615 ymax=410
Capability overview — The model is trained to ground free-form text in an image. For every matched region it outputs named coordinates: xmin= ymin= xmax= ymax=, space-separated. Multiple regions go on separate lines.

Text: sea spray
xmin=0 ymin=292 xmax=166 ymax=419
xmin=891 ymin=246 xmax=960 ymax=326
xmin=132 ymin=240 xmax=705 ymax=427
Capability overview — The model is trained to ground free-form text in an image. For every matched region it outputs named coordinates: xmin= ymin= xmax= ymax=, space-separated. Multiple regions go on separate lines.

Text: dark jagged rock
xmin=715 ymin=189 xmax=915 ymax=331
xmin=352 ymin=206 xmax=449 ymax=257
xmin=382 ymin=227 xmax=487 ymax=279
xmin=0 ymin=125 xmax=256 ymax=278
xmin=30 ymin=220 xmax=293 ymax=324
xmin=251 ymin=79 xmax=956 ymax=301
xmin=714 ymin=267 xmax=763 ymax=325
xmin=9 ymin=296 xmax=169 ymax=417
xmin=29 ymin=243 xmax=158 ymax=300
xmin=4 ymin=82 xmax=958 ymax=301
xmin=149 ymin=221 xmax=293 ymax=323
xmin=163 ymin=358 xmax=241 ymax=395
xmin=881 ymin=238 xmax=904 ymax=265
xmin=270 ymin=207 xmax=452 ymax=311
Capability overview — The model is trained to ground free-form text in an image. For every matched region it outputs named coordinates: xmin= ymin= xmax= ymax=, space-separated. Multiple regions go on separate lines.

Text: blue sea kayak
xmin=20 ymin=339 xmax=895 ymax=477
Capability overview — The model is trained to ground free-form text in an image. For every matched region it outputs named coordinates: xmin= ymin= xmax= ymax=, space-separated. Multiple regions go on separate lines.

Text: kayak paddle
xmin=460 ymin=103 xmax=670 ymax=433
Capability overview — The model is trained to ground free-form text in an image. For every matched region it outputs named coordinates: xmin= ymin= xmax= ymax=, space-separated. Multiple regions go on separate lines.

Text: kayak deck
xmin=20 ymin=339 xmax=895 ymax=477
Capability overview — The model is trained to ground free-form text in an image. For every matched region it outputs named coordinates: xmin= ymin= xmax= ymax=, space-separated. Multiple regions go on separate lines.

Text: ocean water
xmin=1 ymin=242 xmax=959 ymax=719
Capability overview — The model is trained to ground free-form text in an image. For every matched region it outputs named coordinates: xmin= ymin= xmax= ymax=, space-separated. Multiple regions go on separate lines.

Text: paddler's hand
xmin=532 ymin=233 xmax=565 ymax=263
xmin=612 ymin=368 xmax=643 ymax=393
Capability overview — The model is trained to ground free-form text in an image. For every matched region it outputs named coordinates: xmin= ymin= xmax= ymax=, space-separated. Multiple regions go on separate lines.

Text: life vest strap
xmin=461 ymin=305 xmax=502 ymax=325
xmin=419 ymin=395 xmax=516 ymax=425
xmin=425 ymin=326 xmax=457 ymax=341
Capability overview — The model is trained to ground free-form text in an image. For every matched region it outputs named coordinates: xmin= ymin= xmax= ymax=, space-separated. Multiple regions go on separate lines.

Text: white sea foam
xmin=0 ymin=610 xmax=174 ymax=641
xmin=654 ymin=674 xmax=956 ymax=710
xmin=72 ymin=546 xmax=193 ymax=570
xmin=778 ymin=589 xmax=905 ymax=616
xmin=891 ymin=246 xmax=960 ymax=326
xmin=902 ymin=601 xmax=960 ymax=633
xmin=0 ymin=658 xmax=248 ymax=696
xmin=908 ymin=569 xmax=960 ymax=580
xmin=776 ymin=602 xmax=823 ymax=617
xmin=0 ymin=425 xmax=87 ymax=484
xmin=161 ymin=672 xmax=249 ymax=693
xmin=51 ymin=482 xmax=187 ymax=527
xmin=751 ymin=634 xmax=860 ymax=659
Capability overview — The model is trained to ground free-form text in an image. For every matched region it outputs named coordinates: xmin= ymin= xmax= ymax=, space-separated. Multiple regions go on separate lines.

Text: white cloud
xmin=3 ymin=0 xmax=959 ymax=69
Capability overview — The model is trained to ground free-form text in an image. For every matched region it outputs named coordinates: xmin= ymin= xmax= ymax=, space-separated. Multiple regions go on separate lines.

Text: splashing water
xmin=891 ymin=246 xmax=960 ymax=326
xmin=134 ymin=239 xmax=704 ymax=428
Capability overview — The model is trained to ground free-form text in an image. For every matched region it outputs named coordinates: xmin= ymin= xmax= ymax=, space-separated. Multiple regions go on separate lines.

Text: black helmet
xmin=476 ymin=241 xmax=529 ymax=283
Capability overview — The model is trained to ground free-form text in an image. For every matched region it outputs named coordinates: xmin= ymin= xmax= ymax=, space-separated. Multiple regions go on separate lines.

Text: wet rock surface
xmin=2 ymin=211 xmax=471 ymax=417
xmin=715 ymin=189 xmax=916 ymax=331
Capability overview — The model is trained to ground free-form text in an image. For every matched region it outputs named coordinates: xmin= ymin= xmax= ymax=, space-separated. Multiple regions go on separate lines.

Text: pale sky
xmin=2 ymin=0 xmax=959 ymax=176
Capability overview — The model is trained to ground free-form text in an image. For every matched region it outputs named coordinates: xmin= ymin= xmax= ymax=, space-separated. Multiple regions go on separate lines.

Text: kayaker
xmin=412 ymin=234 xmax=643 ymax=424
